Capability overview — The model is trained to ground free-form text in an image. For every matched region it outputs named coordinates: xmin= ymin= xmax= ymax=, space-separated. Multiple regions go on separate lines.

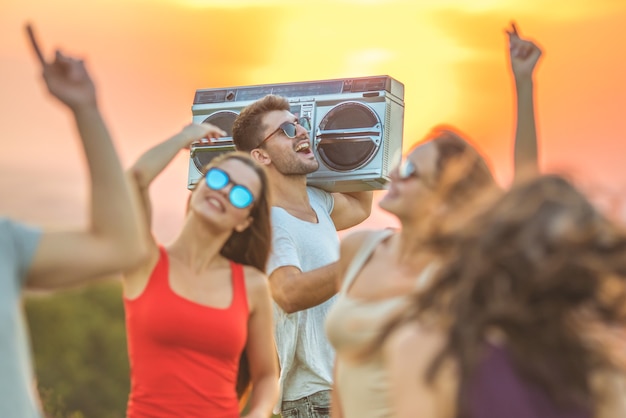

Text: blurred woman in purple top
xmin=368 ymin=22 xmax=626 ymax=418
xmin=376 ymin=174 xmax=626 ymax=418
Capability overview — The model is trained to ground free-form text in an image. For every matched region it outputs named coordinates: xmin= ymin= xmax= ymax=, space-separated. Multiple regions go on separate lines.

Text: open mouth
xmin=295 ymin=141 xmax=312 ymax=154
xmin=207 ymin=196 xmax=225 ymax=211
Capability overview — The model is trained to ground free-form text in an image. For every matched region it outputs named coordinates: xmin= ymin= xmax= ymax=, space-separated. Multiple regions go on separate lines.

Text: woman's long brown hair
xmin=380 ymin=174 xmax=626 ymax=413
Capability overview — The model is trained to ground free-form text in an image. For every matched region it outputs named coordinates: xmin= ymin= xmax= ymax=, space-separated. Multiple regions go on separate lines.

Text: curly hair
xmin=427 ymin=127 xmax=498 ymax=206
xmin=381 ymin=174 xmax=626 ymax=412
xmin=232 ymin=94 xmax=290 ymax=152
xmin=402 ymin=128 xmax=500 ymax=240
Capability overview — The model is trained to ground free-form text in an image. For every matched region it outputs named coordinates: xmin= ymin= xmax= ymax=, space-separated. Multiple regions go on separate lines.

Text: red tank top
xmin=124 ymin=247 xmax=249 ymax=418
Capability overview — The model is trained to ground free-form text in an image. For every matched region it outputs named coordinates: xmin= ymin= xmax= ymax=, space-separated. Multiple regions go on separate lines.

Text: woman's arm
xmin=241 ymin=267 xmax=279 ymax=418
xmin=507 ymin=22 xmax=543 ymax=183
xmin=122 ymin=123 xmax=226 ymax=295
xmin=128 ymin=123 xmax=226 ymax=229
xmin=24 ymin=40 xmax=147 ymax=289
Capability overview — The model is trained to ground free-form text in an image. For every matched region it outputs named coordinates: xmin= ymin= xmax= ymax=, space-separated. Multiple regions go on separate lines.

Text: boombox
xmin=188 ymin=75 xmax=405 ymax=192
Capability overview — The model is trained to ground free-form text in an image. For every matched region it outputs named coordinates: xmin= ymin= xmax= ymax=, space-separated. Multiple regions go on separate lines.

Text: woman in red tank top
xmin=121 ymin=123 xmax=278 ymax=418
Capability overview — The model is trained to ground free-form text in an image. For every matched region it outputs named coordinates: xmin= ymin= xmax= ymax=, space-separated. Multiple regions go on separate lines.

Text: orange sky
xmin=2 ymin=0 xmax=625 ymax=242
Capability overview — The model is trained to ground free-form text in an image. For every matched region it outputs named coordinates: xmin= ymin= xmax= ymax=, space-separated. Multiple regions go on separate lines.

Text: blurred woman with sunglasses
xmin=324 ymin=23 xmax=541 ymax=418
xmin=122 ymin=123 xmax=278 ymax=418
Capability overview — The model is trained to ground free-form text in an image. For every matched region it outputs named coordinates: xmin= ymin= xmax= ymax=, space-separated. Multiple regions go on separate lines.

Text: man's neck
xmin=269 ymin=172 xmax=318 ymax=222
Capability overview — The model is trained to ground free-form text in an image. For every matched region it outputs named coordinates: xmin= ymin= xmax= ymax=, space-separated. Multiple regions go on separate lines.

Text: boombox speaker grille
xmin=191 ymin=143 xmax=235 ymax=174
xmin=316 ymin=101 xmax=382 ymax=171
xmin=202 ymin=110 xmax=238 ymax=137
xmin=189 ymin=110 xmax=239 ymax=177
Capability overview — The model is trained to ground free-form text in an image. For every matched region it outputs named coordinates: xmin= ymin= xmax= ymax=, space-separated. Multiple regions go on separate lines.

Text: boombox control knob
xmin=226 ymin=91 xmax=236 ymax=101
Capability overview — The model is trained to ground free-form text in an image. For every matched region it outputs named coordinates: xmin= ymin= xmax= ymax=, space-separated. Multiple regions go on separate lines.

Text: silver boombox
xmin=188 ymin=75 xmax=405 ymax=192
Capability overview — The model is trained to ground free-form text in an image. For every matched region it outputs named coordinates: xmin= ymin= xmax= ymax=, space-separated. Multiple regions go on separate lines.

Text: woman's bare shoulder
xmin=241 ymin=265 xmax=271 ymax=309
xmin=341 ymin=229 xmax=393 ymax=263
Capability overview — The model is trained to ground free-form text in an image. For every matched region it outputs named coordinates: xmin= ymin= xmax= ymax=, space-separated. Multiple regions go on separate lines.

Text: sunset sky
xmin=2 ymin=0 xmax=625 ymax=243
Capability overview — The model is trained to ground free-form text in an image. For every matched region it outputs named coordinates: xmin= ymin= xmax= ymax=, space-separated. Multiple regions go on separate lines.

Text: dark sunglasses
xmin=205 ymin=167 xmax=255 ymax=209
xmin=256 ymin=116 xmax=311 ymax=149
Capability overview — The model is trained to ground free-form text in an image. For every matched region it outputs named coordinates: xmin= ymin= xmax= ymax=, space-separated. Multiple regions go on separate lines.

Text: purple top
xmin=460 ymin=344 xmax=591 ymax=418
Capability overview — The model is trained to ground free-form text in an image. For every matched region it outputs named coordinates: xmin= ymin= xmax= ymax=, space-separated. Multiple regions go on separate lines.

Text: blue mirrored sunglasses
xmin=205 ymin=167 xmax=255 ymax=209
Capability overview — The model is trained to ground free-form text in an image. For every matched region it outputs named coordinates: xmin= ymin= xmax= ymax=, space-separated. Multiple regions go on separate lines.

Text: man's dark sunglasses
xmin=255 ymin=117 xmax=311 ymax=149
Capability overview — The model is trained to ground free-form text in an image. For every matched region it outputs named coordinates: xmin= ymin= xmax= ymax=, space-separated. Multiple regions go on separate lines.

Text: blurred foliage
xmin=25 ymin=280 xmax=129 ymax=418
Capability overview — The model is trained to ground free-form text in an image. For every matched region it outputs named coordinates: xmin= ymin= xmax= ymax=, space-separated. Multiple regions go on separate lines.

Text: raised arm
xmin=24 ymin=26 xmax=147 ymax=289
xmin=330 ymin=191 xmax=373 ymax=231
xmin=507 ymin=22 xmax=542 ymax=183
xmin=127 ymin=123 xmax=226 ymax=233
xmin=121 ymin=123 xmax=226 ymax=293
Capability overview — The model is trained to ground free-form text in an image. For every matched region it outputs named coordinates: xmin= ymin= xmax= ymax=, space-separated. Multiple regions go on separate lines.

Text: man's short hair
xmin=232 ymin=94 xmax=290 ymax=152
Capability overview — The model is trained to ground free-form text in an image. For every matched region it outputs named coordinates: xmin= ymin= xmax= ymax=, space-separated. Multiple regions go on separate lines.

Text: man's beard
xmin=273 ymin=152 xmax=320 ymax=176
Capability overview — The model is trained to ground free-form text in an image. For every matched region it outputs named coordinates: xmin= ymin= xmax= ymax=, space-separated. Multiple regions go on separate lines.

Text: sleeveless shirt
xmin=124 ymin=247 xmax=249 ymax=418
xmin=325 ymin=230 xmax=437 ymax=418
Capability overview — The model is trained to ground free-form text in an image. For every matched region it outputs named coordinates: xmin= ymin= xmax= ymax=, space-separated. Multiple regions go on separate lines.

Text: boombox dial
xmin=315 ymin=101 xmax=382 ymax=172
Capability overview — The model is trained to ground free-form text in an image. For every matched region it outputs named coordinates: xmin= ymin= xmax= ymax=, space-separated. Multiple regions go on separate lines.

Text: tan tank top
xmin=325 ymin=229 xmax=437 ymax=418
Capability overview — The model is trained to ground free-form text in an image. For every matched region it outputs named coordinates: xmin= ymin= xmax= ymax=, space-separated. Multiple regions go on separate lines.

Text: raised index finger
xmin=25 ymin=23 xmax=46 ymax=66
